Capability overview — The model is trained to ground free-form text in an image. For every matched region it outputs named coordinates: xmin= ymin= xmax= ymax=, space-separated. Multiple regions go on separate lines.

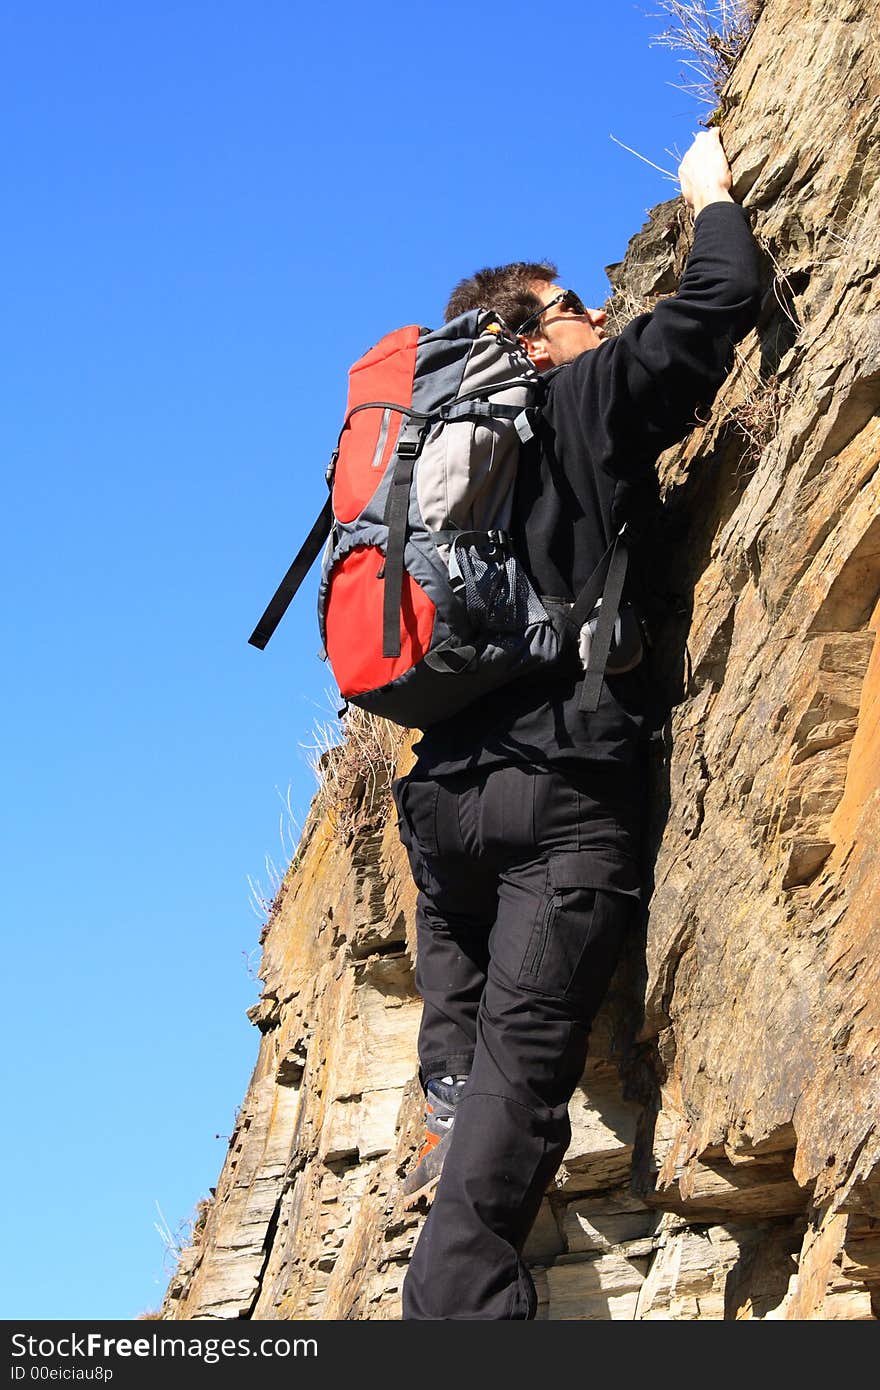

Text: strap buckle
xmin=396 ymin=421 xmax=429 ymax=461
xmin=486 ymin=528 xmax=511 ymax=556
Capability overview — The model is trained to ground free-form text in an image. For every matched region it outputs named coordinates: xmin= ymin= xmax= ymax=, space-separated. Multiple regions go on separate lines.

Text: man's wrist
xmin=691 ymin=188 xmax=735 ymax=216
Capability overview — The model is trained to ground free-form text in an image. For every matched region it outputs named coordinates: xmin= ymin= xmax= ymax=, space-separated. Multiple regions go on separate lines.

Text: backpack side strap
xmin=248 ymin=496 xmax=334 ymax=650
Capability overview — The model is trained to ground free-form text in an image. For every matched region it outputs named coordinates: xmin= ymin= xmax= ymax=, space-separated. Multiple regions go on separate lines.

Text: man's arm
xmin=555 ymin=132 xmax=762 ymax=479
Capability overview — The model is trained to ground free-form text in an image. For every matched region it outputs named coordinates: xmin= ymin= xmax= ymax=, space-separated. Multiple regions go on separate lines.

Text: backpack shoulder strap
xmin=550 ymin=523 xmax=631 ymax=713
xmin=576 ymin=530 xmax=630 ymax=712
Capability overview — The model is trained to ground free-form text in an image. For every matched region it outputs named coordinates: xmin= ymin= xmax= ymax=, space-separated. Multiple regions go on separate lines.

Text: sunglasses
xmin=516 ymin=288 xmax=588 ymax=338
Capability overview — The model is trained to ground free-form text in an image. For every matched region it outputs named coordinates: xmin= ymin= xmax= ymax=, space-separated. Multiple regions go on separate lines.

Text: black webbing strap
xmin=442 ymin=400 xmax=536 ymax=440
xmin=248 ymin=496 xmax=334 ymax=650
xmin=577 ymin=530 xmax=630 ymax=713
xmin=423 ymin=638 xmax=477 ymax=673
xmin=567 ymin=525 xmax=628 ymax=631
xmin=553 ymin=527 xmax=622 ymax=636
xmin=382 ymin=426 xmax=423 ymax=658
xmin=549 ymin=524 xmax=631 ymax=712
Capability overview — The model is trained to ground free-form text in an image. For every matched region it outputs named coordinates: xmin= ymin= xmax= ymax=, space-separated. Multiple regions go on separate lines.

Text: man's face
xmin=521 ymin=281 xmax=608 ymax=368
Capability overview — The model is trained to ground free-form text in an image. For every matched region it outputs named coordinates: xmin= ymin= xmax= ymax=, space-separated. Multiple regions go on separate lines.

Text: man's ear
xmin=519 ymin=334 xmax=554 ymax=370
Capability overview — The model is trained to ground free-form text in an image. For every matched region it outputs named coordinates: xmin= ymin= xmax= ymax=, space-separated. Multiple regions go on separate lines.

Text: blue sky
xmin=2 ymin=1 xmax=710 ymax=1318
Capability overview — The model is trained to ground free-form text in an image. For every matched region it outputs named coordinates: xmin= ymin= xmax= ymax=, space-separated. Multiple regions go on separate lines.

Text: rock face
xmin=163 ymin=0 xmax=880 ymax=1320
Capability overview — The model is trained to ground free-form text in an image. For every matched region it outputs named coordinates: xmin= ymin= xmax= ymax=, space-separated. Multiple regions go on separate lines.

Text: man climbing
xmin=392 ymin=130 xmax=762 ymax=1319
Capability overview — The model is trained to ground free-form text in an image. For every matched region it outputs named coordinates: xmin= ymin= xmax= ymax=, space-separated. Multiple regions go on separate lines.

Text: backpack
xmin=248 ymin=308 xmax=636 ymax=729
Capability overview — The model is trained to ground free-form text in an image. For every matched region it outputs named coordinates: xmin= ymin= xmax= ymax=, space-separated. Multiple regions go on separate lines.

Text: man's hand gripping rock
xmin=678 ymin=128 xmax=735 ymax=215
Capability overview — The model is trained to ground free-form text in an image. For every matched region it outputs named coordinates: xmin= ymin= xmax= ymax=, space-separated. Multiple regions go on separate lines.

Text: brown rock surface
xmin=163 ymin=0 xmax=880 ymax=1320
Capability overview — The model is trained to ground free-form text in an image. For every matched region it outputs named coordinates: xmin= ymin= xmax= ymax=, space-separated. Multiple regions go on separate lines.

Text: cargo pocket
xmin=517 ymin=855 xmax=634 ymax=1012
xmin=395 ymin=776 xmax=440 ymax=858
xmin=391 ymin=776 xmax=413 ymax=852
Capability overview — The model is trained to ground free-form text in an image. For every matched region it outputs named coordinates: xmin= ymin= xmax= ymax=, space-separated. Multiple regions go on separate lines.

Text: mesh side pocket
xmin=449 ymin=533 xmax=547 ymax=634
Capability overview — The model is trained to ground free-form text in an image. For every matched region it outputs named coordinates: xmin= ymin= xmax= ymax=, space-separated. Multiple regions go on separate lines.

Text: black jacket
xmin=413 ymin=202 xmax=762 ymax=782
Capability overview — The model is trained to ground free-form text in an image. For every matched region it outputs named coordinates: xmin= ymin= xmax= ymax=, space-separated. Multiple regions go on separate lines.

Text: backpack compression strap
xmin=248 ymin=496 xmax=333 ymax=650
xmin=382 ymin=419 xmax=425 ymax=658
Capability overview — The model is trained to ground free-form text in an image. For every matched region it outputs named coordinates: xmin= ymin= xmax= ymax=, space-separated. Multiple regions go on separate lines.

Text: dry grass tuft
xmin=722 ymin=344 xmax=794 ymax=471
xmin=302 ymin=700 xmax=406 ymax=842
xmin=647 ymin=1 xmax=756 ymax=106
xmin=604 ymin=285 xmax=662 ymax=336
xmin=154 ymin=1196 xmax=214 ymax=1276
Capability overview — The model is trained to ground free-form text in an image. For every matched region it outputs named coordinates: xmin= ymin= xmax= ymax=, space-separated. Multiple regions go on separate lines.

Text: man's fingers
xmin=677 ymin=127 xmax=734 ymax=212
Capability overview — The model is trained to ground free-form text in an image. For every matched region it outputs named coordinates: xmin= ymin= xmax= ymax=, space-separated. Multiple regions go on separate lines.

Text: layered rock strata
xmin=163 ymin=0 xmax=880 ymax=1320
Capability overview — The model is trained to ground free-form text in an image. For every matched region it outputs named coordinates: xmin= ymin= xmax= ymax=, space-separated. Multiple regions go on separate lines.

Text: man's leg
xmin=399 ymin=877 xmax=496 ymax=1206
xmin=412 ymin=884 xmax=494 ymax=1088
xmin=393 ymin=774 xmax=495 ymax=1089
xmin=403 ymin=863 xmax=636 ymax=1320
xmin=396 ymin=765 xmax=639 ymax=1318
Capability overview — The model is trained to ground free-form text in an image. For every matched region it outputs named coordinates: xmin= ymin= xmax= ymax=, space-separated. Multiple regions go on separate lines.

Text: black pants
xmin=393 ymin=763 xmax=640 ymax=1320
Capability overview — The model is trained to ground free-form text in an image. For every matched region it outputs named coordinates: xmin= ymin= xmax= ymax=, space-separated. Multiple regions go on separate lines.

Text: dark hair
xmin=444 ymin=260 xmax=559 ymax=333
